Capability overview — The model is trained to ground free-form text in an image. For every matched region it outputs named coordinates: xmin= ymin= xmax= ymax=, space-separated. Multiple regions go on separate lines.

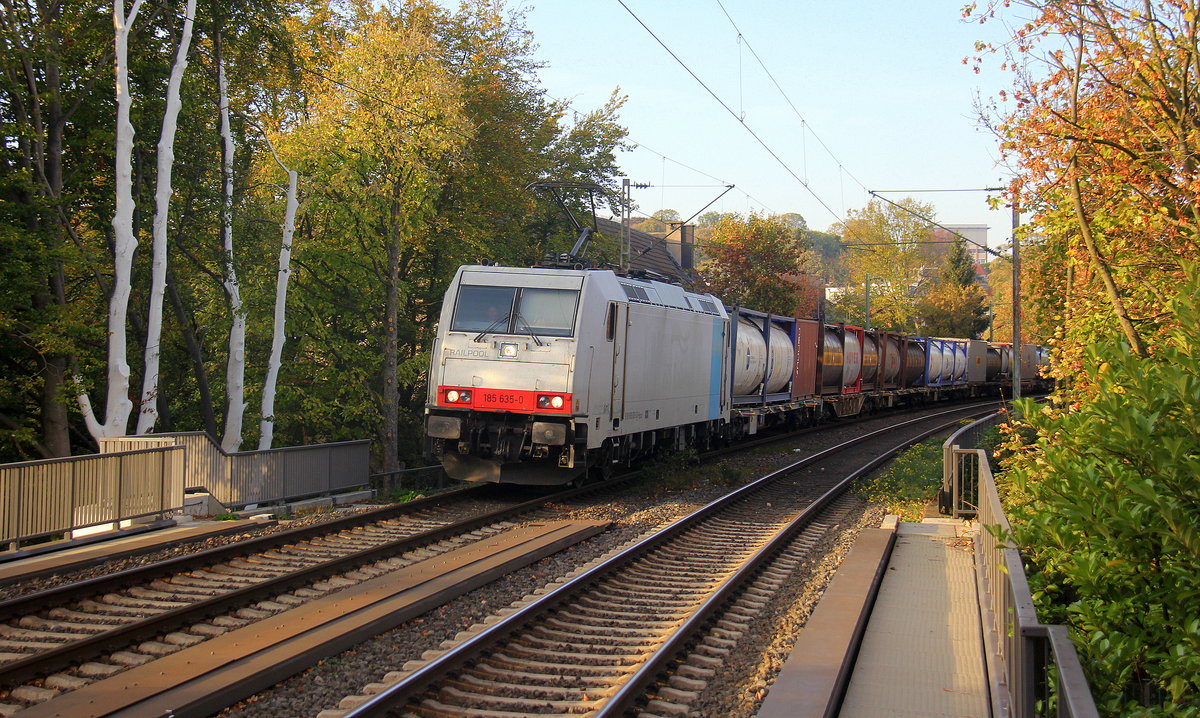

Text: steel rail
xmin=0 ymin=484 xmax=484 ymax=619
xmin=341 ymin=403 xmax=996 ymax=717
xmin=0 ymin=478 xmax=631 ymax=690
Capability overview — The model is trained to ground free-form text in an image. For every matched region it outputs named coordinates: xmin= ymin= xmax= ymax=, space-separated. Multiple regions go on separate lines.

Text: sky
xmin=516 ymin=1 xmax=1023 ymax=250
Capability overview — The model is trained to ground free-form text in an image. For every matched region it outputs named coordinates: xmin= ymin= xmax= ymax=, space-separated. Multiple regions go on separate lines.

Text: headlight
xmin=537 ymin=394 xmax=565 ymax=409
xmin=444 ymin=390 xmax=471 ymax=404
xmin=500 ymin=343 xmax=518 ymax=358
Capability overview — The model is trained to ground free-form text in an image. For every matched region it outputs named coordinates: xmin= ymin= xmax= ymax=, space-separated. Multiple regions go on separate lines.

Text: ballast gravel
xmin=217 ymin=407 xmax=942 ymax=718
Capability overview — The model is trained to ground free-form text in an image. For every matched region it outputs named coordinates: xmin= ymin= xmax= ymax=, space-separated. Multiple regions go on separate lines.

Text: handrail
xmin=99 ymin=433 xmax=371 ymax=508
xmin=943 ymin=414 xmax=1100 ymax=718
xmin=1 ymin=446 xmax=184 ymax=549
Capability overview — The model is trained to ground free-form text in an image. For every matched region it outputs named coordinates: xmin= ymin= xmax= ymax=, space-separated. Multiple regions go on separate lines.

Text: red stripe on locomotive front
xmin=437 ymin=386 xmax=572 ymax=414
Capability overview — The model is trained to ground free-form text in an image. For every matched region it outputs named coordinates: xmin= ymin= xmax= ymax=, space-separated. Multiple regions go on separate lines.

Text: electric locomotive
xmin=424 ymin=264 xmax=729 ymax=484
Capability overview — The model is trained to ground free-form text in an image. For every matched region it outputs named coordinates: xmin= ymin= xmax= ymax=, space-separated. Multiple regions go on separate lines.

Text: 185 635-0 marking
xmin=484 ymin=393 xmax=521 ymax=405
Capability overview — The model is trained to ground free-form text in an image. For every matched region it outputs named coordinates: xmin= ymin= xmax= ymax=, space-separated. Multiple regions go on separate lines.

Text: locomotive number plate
xmin=477 ymin=391 xmax=531 ymax=410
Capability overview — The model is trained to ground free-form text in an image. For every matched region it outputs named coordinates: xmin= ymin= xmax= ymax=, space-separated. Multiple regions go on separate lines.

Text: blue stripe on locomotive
xmin=709 ymin=316 xmax=724 ymax=420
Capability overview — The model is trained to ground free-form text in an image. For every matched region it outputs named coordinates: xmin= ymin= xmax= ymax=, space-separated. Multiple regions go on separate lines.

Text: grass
xmin=854 ymin=439 xmax=944 ymax=522
xmin=389 ymin=488 xmax=428 ymax=503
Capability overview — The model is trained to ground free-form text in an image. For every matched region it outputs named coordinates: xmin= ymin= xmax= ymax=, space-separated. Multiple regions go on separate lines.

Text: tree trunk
xmin=1066 ymin=30 xmax=1147 ymax=357
xmin=215 ymin=31 xmax=246 ymax=453
xmin=79 ymin=0 xmax=146 ymax=440
xmin=138 ymin=0 xmax=197 ymax=434
xmin=381 ymin=188 xmax=402 ymax=475
xmin=258 ymin=165 xmax=299 ymax=450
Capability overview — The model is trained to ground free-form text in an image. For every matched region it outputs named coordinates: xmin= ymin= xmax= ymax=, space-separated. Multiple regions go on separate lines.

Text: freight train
xmin=424 ymin=264 xmax=1048 ymax=484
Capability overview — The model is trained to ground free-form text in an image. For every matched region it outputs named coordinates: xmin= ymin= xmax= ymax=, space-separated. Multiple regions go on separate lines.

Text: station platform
xmin=759 ymin=515 xmax=989 ymax=718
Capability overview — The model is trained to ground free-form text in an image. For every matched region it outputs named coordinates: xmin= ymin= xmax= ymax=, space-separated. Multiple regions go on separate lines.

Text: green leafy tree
xmin=777 ymin=212 xmax=807 ymax=230
xmin=254 ymin=0 xmax=630 ymax=467
xmin=916 ymin=238 xmax=990 ymax=338
xmin=803 ymin=229 xmax=847 ymax=286
xmin=272 ymin=3 xmax=468 ymax=473
xmin=0 ymin=0 xmax=126 ymax=457
xmin=697 ymin=212 xmax=813 ymax=314
xmin=696 ymin=210 xmax=733 ymax=229
xmin=827 ymin=198 xmax=936 ymax=331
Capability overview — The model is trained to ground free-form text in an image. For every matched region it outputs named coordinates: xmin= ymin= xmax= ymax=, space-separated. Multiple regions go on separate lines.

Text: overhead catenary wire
xmin=633 ymin=184 xmax=737 ymax=260
xmin=862 ymin=191 xmax=1002 ymax=257
xmin=616 ymin=0 xmax=847 ymax=227
xmin=712 ymin=0 xmax=872 ymax=197
xmin=626 ymin=137 xmax=776 ymax=214
xmin=241 ymin=6 xmax=796 ymax=232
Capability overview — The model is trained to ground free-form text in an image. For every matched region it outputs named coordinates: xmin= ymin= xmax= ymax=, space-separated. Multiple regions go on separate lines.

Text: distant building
xmin=944 ymin=224 xmax=990 ymax=271
xmin=929 ymin=224 xmax=990 ymax=283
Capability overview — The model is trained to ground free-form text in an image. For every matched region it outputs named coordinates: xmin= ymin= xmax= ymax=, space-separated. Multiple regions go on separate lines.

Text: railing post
xmin=160 ymin=449 xmax=167 ymax=519
xmin=117 ymin=454 xmax=125 ymax=529
xmin=69 ymin=460 xmax=78 ymax=535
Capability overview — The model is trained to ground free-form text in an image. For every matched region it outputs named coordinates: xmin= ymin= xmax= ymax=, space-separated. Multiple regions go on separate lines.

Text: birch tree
xmin=77 ymin=0 xmax=145 ymax=441
xmin=136 ymin=0 xmax=197 ymax=434
xmin=214 ymin=30 xmax=246 ymax=453
xmin=257 ymin=140 xmax=299 ymax=451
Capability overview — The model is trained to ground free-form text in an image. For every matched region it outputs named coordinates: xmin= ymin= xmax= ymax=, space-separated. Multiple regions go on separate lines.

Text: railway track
xmin=0 ymin=482 xmax=626 ymax=714
xmin=0 ymin=399 xmax=1001 ymax=716
xmin=322 ymin=404 xmax=994 ymax=717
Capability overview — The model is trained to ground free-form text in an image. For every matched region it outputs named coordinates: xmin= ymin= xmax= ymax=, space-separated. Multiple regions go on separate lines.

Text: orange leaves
xmin=696 ymin=213 xmax=813 ymax=315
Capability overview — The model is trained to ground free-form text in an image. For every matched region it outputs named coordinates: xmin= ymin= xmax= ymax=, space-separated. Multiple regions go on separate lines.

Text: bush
xmin=1000 ymin=273 xmax=1200 ymax=714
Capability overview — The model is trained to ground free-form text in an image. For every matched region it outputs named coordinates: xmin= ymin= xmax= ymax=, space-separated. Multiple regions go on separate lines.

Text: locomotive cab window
xmin=451 ymin=285 xmax=579 ymax=337
xmin=450 ymin=285 xmax=517 ymax=332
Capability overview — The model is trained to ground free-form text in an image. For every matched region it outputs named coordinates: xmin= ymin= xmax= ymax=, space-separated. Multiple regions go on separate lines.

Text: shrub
xmin=1000 ymin=272 xmax=1200 ymax=714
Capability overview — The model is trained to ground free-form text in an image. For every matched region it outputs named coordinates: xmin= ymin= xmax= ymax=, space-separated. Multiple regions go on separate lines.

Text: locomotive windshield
xmin=451 ymin=285 xmax=579 ymax=338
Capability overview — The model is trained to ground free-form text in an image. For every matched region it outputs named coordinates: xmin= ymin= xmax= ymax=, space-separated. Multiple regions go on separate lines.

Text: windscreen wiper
xmin=515 ymin=312 xmax=545 ymax=346
xmin=473 ymin=313 xmax=511 ymax=343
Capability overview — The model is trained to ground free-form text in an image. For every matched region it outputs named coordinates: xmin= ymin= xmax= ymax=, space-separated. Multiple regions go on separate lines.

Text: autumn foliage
xmin=696 ymin=213 xmax=814 ymax=315
xmin=972 ymin=0 xmax=1200 ymax=711
xmin=973 ymin=0 xmax=1200 ymax=375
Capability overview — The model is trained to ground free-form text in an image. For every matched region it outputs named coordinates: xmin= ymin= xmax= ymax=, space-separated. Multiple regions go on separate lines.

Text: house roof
xmin=593 ymin=217 xmax=691 ymax=284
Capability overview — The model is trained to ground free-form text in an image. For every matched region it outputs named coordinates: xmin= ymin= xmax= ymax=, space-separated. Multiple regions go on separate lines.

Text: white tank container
xmin=732 ymin=317 xmax=767 ymax=395
xmin=940 ymin=342 xmax=955 ymax=382
xmin=954 ymin=343 xmax=967 ymax=381
xmin=926 ymin=341 xmax=942 ymax=383
xmin=732 ymin=317 xmax=795 ymax=395
xmin=761 ymin=321 xmax=795 ymax=394
xmin=842 ymin=331 xmax=862 ymax=388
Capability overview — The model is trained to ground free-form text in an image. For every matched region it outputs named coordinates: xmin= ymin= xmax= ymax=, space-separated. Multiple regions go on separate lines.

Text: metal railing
xmin=944 ymin=415 xmax=1100 ymax=718
xmin=1 ymin=446 xmax=184 ymax=549
xmin=102 ymin=433 xmax=370 ymax=508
